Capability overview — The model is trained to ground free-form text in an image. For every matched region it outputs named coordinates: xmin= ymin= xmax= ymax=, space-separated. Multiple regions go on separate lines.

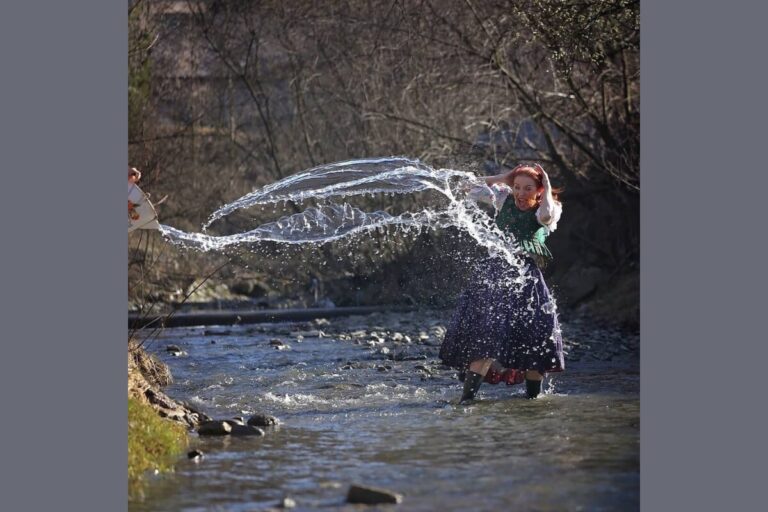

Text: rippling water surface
xmin=130 ymin=312 xmax=639 ymax=511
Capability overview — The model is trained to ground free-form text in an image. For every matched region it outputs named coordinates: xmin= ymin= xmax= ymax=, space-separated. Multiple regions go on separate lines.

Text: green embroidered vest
xmin=495 ymin=199 xmax=553 ymax=264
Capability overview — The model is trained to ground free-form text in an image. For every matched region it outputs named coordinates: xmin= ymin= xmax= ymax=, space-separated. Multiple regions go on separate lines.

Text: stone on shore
xmin=346 ymin=484 xmax=403 ymax=505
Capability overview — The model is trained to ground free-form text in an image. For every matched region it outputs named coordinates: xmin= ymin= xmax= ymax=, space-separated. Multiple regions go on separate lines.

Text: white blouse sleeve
xmin=536 ymin=200 xmax=563 ymax=232
xmin=468 ymin=183 xmax=510 ymax=211
xmin=128 ymin=183 xmax=145 ymax=204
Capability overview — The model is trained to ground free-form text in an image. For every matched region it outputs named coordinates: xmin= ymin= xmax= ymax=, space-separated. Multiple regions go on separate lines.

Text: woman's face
xmin=512 ymin=174 xmax=540 ymax=210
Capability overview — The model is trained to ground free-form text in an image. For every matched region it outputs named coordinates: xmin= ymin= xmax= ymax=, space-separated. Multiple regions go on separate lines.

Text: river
xmin=130 ymin=309 xmax=639 ymax=511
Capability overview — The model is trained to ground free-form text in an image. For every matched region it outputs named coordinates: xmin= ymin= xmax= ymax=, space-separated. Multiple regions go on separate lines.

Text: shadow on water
xmin=130 ymin=318 xmax=638 ymax=512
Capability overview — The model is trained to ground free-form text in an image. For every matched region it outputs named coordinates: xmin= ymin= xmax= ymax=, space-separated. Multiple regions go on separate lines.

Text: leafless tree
xmin=128 ymin=0 xmax=640 ymax=308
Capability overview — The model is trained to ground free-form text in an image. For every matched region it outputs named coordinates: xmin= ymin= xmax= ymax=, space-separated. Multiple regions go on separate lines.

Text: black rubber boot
xmin=460 ymin=371 xmax=484 ymax=403
xmin=525 ymin=378 xmax=542 ymax=399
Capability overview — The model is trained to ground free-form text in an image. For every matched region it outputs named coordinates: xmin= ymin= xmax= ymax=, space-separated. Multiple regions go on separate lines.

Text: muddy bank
xmin=128 ymin=339 xmax=211 ymax=427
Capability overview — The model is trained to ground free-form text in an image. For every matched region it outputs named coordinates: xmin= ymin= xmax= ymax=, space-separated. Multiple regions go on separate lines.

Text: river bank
xmin=128 ymin=339 xmax=214 ymax=497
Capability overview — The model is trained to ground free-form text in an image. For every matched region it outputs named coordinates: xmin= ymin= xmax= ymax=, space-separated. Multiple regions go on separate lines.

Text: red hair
xmin=503 ymin=164 xmax=562 ymax=203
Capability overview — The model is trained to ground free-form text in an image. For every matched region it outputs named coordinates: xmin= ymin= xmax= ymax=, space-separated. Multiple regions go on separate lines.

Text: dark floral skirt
xmin=439 ymin=255 xmax=565 ymax=374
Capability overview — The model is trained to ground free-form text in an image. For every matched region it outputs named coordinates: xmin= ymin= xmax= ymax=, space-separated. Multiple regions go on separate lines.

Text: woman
xmin=439 ymin=163 xmax=564 ymax=402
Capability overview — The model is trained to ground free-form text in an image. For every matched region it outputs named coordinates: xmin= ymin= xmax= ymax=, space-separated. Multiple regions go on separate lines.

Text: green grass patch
xmin=128 ymin=398 xmax=188 ymax=487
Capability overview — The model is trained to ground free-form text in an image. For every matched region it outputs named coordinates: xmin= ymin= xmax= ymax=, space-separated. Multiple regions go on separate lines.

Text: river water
xmin=130 ymin=310 xmax=639 ymax=511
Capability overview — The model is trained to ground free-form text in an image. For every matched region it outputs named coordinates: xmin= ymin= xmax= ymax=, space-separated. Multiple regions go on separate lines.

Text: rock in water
xmin=346 ymin=484 xmax=403 ymax=505
xmin=197 ymin=420 xmax=232 ymax=436
xmin=229 ymin=424 xmax=265 ymax=436
xmin=247 ymin=413 xmax=279 ymax=427
xmin=187 ymin=449 xmax=204 ymax=461
xmin=165 ymin=344 xmax=185 ymax=356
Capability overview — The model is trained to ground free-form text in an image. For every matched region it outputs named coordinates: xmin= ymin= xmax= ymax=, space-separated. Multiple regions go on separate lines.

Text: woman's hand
xmin=129 ymin=167 xmax=142 ymax=184
xmin=533 ymin=163 xmax=551 ymax=192
xmin=489 ymin=166 xmax=518 ymax=187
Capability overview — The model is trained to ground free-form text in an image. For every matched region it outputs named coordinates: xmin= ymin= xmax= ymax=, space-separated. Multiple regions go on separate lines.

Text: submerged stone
xmin=346 ymin=484 xmax=403 ymax=505
xmin=229 ymin=424 xmax=265 ymax=436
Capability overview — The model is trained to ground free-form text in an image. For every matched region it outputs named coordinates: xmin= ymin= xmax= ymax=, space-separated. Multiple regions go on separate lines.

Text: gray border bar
xmin=642 ymin=2 xmax=767 ymax=510
xmin=1 ymin=2 xmax=127 ymax=510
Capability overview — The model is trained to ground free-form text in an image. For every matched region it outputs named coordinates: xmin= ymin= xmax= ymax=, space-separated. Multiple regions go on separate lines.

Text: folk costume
xmin=439 ymin=183 xmax=564 ymax=399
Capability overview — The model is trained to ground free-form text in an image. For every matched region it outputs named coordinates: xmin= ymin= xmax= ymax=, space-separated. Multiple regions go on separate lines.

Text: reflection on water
xmin=130 ymin=319 xmax=638 ymax=512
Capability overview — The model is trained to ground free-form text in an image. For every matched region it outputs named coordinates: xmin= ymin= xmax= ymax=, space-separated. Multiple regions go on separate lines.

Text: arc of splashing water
xmin=201 ymin=157 xmax=476 ymax=230
xmin=159 ymin=156 xmax=533 ymax=288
